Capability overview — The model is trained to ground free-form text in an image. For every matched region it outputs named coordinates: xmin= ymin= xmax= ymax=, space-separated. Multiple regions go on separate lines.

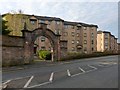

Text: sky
xmin=0 ymin=0 xmax=119 ymax=41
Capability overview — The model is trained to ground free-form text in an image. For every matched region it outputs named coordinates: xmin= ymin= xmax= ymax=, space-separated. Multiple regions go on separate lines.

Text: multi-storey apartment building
xmin=63 ymin=21 xmax=83 ymax=52
xmin=97 ymin=31 xmax=118 ymax=53
xmin=81 ymin=24 xmax=97 ymax=54
xmin=2 ymin=13 xmax=98 ymax=54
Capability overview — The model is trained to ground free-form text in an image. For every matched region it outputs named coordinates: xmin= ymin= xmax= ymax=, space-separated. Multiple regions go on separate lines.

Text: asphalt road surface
xmin=2 ymin=55 xmax=118 ymax=88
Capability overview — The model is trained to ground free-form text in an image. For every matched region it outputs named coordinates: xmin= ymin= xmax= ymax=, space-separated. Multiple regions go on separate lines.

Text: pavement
xmin=2 ymin=60 xmax=58 ymax=72
xmin=2 ymin=55 xmax=119 ymax=88
xmin=2 ymin=55 xmax=118 ymax=72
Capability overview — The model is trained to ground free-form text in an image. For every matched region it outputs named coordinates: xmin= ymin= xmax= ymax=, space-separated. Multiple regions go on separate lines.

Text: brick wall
xmin=2 ymin=35 xmax=24 ymax=66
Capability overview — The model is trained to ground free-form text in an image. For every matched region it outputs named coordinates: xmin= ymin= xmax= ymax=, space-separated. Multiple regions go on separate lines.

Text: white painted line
xmin=27 ymin=81 xmax=50 ymax=88
xmin=3 ymin=80 xmax=11 ymax=85
xmin=49 ymin=72 xmax=54 ymax=82
xmin=97 ymin=64 xmax=105 ymax=67
xmin=78 ymin=67 xmax=85 ymax=73
xmin=24 ymin=76 xmax=34 ymax=88
xmin=2 ymin=80 xmax=11 ymax=89
xmin=71 ymin=68 xmax=97 ymax=77
xmin=2 ymin=84 xmax=7 ymax=89
xmin=2 ymin=75 xmax=31 ymax=83
xmin=67 ymin=69 xmax=71 ymax=76
xmin=87 ymin=65 xmax=97 ymax=70
xmin=71 ymin=72 xmax=83 ymax=77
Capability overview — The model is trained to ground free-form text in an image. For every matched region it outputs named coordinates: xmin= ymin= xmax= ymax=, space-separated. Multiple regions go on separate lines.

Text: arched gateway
xmin=22 ymin=23 xmax=61 ymax=64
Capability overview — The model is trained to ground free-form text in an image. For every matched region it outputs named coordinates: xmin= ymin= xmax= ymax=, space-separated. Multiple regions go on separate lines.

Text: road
xmin=2 ymin=55 xmax=118 ymax=88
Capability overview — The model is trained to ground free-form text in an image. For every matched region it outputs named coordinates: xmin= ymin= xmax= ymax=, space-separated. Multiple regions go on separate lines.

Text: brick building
xmin=2 ymin=13 xmax=98 ymax=54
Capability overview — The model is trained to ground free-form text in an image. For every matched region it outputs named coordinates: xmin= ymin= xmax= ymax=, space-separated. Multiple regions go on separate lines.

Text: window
xmin=71 ymin=32 xmax=75 ymax=36
xmin=84 ymin=40 xmax=87 ymax=44
xmin=48 ymin=47 xmax=51 ymax=51
xmin=41 ymin=36 xmax=45 ymax=42
xmin=105 ymin=45 xmax=108 ymax=49
xmin=64 ymin=25 xmax=68 ymax=29
xmin=91 ymin=40 xmax=94 ymax=44
xmin=105 ymin=40 xmax=108 ymax=44
xmin=72 ymin=40 xmax=75 ymax=44
xmin=83 ymin=27 xmax=87 ymax=30
xmin=72 ymin=47 xmax=75 ymax=51
xmin=41 ymin=46 xmax=46 ymax=50
xmin=105 ymin=43 xmax=108 ymax=46
xmin=39 ymin=20 xmax=45 ymax=23
xmin=91 ymin=27 xmax=94 ymax=30
xmin=84 ymin=33 xmax=87 ymax=37
xmin=77 ymin=27 xmax=81 ymax=30
xmin=77 ymin=40 xmax=79 ymax=44
xmin=105 ymin=33 xmax=108 ymax=39
xmin=84 ymin=47 xmax=87 ymax=51
xmin=30 ymin=21 xmax=35 ymax=25
xmin=55 ymin=30 xmax=57 ymax=34
xmin=91 ymin=33 xmax=94 ymax=38
xmin=55 ymin=30 xmax=60 ymax=35
xmin=64 ymin=32 xmax=68 ymax=36
xmin=56 ymin=21 xmax=60 ymax=24
xmin=92 ymin=47 xmax=94 ymax=51
xmin=76 ymin=33 xmax=79 ymax=37
xmin=71 ymin=25 xmax=74 ymax=29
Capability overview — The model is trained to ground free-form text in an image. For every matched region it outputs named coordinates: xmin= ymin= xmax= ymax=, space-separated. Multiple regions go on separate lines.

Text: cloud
xmin=0 ymin=1 xmax=118 ymax=38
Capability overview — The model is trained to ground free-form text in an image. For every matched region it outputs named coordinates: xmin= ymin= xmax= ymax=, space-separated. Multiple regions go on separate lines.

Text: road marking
xmin=67 ymin=69 xmax=71 ymax=76
xmin=2 ymin=85 xmax=7 ymax=89
xmin=3 ymin=80 xmax=11 ymax=85
xmin=2 ymin=80 xmax=11 ymax=89
xmin=97 ymin=64 xmax=105 ymax=67
xmin=87 ymin=65 xmax=97 ymax=70
xmin=113 ymin=63 xmax=117 ymax=64
xmin=2 ymin=76 xmax=31 ymax=83
xmin=24 ymin=76 xmax=34 ymax=88
xmin=27 ymin=81 xmax=50 ymax=88
xmin=71 ymin=68 xmax=96 ymax=77
xmin=78 ymin=67 xmax=85 ymax=73
xmin=49 ymin=72 xmax=54 ymax=82
xmin=71 ymin=72 xmax=83 ymax=77
xmin=85 ymin=68 xmax=96 ymax=73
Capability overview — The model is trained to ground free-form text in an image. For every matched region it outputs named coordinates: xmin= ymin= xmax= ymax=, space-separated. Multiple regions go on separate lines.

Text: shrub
xmin=37 ymin=50 xmax=51 ymax=60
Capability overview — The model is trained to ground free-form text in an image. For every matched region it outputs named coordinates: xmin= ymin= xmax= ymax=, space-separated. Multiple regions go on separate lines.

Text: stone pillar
xmin=54 ymin=35 xmax=61 ymax=61
xmin=57 ymin=37 xmax=61 ymax=61
xmin=22 ymin=30 xmax=33 ymax=64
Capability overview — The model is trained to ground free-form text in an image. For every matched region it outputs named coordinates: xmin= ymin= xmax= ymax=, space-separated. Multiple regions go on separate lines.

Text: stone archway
xmin=22 ymin=23 xmax=61 ymax=64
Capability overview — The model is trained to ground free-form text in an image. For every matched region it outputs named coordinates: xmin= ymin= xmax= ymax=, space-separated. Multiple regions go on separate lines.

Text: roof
xmin=97 ymin=30 xmax=103 ymax=34
xmin=64 ymin=21 xmax=98 ymax=28
xmin=103 ymin=31 xmax=111 ymax=35
xmin=2 ymin=13 xmax=98 ymax=27
xmin=35 ymin=16 xmax=63 ymax=21
xmin=28 ymin=14 xmax=64 ymax=21
xmin=111 ymin=34 xmax=115 ymax=38
xmin=64 ymin=21 xmax=78 ymax=26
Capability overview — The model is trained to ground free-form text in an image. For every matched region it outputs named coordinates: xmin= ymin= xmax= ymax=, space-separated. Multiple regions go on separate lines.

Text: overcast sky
xmin=0 ymin=0 xmax=119 ymax=41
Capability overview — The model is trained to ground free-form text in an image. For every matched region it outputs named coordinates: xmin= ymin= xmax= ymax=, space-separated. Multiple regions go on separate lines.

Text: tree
xmin=1 ymin=18 xmax=11 ymax=35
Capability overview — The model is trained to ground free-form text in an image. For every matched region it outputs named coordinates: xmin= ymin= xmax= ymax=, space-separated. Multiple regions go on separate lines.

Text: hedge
xmin=60 ymin=51 xmax=118 ymax=61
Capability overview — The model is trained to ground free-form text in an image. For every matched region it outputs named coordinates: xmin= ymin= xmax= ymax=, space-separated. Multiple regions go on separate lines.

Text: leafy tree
xmin=1 ymin=18 xmax=11 ymax=35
